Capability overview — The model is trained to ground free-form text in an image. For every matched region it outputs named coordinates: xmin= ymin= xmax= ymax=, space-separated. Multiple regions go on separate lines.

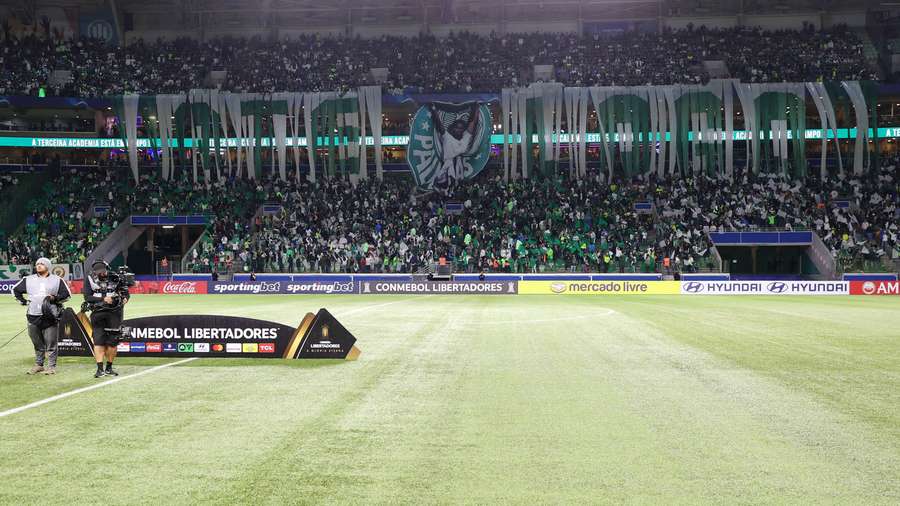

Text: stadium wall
xmin=278 ymin=27 xmax=348 ymax=38
xmin=5 ymin=278 xmax=897 ymax=296
xmin=504 ymin=21 xmax=580 ymax=33
xmin=430 ymin=24 xmax=502 ymax=37
xmin=124 ymin=30 xmax=190 ymax=43
xmin=121 ymin=11 xmax=871 ymax=42
xmin=822 ymin=12 xmax=867 ymax=28
xmin=742 ymin=14 xmax=822 ymax=30
xmin=663 ymin=12 xmax=867 ymax=30
xmin=663 ymin=17 xmax=738 ymax=30
xmin=352 ymin=24 xmax=428 ymax=38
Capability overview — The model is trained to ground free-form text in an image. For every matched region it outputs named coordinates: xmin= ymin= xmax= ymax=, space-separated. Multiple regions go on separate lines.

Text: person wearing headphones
xmin=11 ymin=257 xmax=71 ymax=375
xmin=83 ymin=260 xmax=129 ymax=378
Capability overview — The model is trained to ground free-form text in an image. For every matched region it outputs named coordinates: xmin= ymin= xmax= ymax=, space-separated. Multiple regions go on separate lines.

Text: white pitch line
xmin=1 ymin=296 xmax=428 ymax=419
xmin=0 ymin=357 xmax=197 ymax=419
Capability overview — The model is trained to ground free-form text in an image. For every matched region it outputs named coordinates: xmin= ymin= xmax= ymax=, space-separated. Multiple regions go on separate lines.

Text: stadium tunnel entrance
xmin=126 ymin=225 xmax=204 ymax=276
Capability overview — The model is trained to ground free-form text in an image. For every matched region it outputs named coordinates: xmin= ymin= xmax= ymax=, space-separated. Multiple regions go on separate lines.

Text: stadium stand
xmin=4 ymin=158 xmax=897 ymax=275
xmin=0 ymin=16 xmax=896 ymax=278
xmin=0 ymin=26 xmax=878 ymax=97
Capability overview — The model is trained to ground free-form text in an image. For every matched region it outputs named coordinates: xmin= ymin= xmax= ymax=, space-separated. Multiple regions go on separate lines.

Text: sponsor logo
xmin=146 ymin=342 xmax=162 ymax=352
xmin=194 ymin=343 xmax=210 ymax=353
xmin=130 ymin=342 xmax=146 ymax=353
xmin=365 ymin=281 xmax=515 ymax=294
xmin=212 ymin=343 xmax=225 ymax=352
xmin=682 ymin=281 xmax=849 ymax=295
xmin=0 ymin=280 xmax=19 ymax=293
xmin=851 ymin=280 xmax=900 ymax=295
xmin=177 ymin=343 xmax=194 ymax=353
xmin=561 ymin=282 xmax=649 ymax=293
xmin=211 ymin=281 xmax=281 ymax=294
xmin=285 ymin=281 xmax=355 ymax=294
xmin=766 ymin=282 xmax=788 ymax=294
xmin=242 ymin=343 xmax=259 ymax=353
xmin=162 ymin=281 xmax=204 ymax=294
xmin=258 ymin=343 xmax=276 ymax=353
xmin=116 ymin=342 xmax=131 ymax=352
xmin=310 ymin=341 xmax=342 ymax=350
xmin=226 ymin=343 xmax=242 ymax=353
xmin=163 ymin=342 xmax=177 ymax=352
xmin=683 ymin=281 xmax=704 ymax=293
xmin=520 ymin=280 xmax=680 ymax=295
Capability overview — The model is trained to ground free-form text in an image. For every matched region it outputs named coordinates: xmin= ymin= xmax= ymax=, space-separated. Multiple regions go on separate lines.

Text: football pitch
xmin=1 ymin=294 xmax=898 ymax=504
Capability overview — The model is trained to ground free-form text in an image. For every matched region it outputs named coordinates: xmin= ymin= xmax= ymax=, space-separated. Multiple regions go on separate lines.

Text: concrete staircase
xmin=85 ymin=216 xmax=146 ymax=271
xmin=180 ymin=230 xmax=210 ymax=273
xmin=808 ymin=232 xmax=837 ymax=280
xmin=854 ymin=28 xmax=884 ymax=78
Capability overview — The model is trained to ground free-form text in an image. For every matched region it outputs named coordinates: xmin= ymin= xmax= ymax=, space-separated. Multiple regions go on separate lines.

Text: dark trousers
xmin=28 ymin=323 xmax=58 ymax=368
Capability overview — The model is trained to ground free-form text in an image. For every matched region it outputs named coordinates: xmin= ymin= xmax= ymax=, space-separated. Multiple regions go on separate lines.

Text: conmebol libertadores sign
xmin=57 ymin=308 xmax=359 ymax=359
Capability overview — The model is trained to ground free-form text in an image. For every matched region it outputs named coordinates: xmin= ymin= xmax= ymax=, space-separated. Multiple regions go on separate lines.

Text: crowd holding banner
xmin=110 ymin=87 xmax=383 ymax=183
xmin=501 ymin=80 xmax=879 ymax=182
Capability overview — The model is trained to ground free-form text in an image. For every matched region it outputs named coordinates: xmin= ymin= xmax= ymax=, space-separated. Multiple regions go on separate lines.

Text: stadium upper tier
xmin=1 ymin=26 xmax=879 ymax=98
xmin=2 ymin=160 xmax=896 ymax=275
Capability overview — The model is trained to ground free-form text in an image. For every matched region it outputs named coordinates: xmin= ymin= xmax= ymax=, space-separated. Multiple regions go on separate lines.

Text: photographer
xmin=83 ymin=261 xmax=129 ymax=378
xmin=11 ymin=258 xmax=71 ymax=375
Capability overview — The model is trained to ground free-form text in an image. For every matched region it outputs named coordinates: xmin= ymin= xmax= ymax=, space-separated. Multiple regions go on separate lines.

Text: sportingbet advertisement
xmin=57 ymin=308 xmax=360 ymax=360
xmin=209 ymin=280 xmax=356 ymax=294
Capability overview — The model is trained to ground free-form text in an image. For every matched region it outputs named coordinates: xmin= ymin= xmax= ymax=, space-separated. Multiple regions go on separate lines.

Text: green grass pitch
xmin=0 ymin=294 xmax=898 ymax=504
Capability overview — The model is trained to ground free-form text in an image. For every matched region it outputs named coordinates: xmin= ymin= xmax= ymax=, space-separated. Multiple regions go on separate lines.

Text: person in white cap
xmin=11 ymin=258 xmax=71 ymax=375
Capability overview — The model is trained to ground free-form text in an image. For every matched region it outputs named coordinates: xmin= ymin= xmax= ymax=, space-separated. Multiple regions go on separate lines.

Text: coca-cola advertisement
xmin=66 ymin=280 xmax=208 ymax=294
xmin=158 ymin=281 xmax=208 ymax=294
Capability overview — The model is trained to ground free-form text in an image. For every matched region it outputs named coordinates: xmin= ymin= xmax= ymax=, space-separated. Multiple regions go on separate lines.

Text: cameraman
xmin=83 ymin=261 xmax=129 ymax=378
xmin=11 ymin=258 xmax=71 ymax=375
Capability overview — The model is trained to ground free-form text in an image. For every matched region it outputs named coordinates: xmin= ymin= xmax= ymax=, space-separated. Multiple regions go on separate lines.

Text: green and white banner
xmin=112 ymin=88 xmax=381 ymax=183
xmin=501 ymin=80 xmax=880 ymax=180
xmin=406 ymin=101 xmax=492 ymax=191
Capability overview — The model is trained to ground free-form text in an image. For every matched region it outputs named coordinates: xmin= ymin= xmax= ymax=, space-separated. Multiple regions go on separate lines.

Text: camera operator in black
xmin=83 ymin=261 xmax=129 ymax=378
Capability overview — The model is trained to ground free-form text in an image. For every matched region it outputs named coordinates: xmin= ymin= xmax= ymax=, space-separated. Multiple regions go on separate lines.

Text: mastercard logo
xmin=212 ymin=343 xmax=224 ymax=352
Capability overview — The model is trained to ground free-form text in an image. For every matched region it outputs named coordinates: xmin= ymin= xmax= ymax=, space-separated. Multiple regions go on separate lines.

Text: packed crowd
xmin=2 ymin=164 xmax=263 ymax=266
xmin=653 ymin=163 xmax=899 ymax=272
xmin=699 ymin=25 xmax=877 ymax=82
xmin=0 ymin=26 xmax=878 ymax=97
xmin=239 ymin=165 xmax=898 ymax=275
xmin=3 ymin=158 xmax=897 ymax=274
xmin=245 ymin=176 xmax=664 ymax=274
xmin=3 ymin=166 xmax=116 ymax=264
